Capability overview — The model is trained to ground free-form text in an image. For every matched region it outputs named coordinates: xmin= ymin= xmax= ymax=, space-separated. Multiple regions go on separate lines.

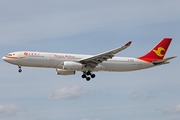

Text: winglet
xmin=124 ymin=41 xmax=132 ymax=47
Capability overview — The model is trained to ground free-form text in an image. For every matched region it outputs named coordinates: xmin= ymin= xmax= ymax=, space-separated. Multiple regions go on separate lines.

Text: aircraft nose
xmin=2 ymin=56 xmax=6 ymax=61
xmin=2 ymin=56 xmax=18 ymax=65
xmin=2 ymin=56 xmax=9 ymax=62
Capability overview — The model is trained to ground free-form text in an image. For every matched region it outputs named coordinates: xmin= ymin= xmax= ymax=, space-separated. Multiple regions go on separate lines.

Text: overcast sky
xmin=0 ymin=0 xmax=180 ymax=120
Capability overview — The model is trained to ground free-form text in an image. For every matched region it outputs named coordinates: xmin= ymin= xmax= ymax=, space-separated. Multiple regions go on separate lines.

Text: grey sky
xmin=0 ymin=0 xmax=180 ymax=44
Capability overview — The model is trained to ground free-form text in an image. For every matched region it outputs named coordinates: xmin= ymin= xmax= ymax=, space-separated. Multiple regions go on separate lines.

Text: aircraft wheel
xmin=86 ymin=71 xmax=91 ymax=75
xmin=86 ymin=77 xmax=91 ymax=81
xmin=18 ymin=69 xmax=22 ymax=73
xmin=82 ymin=74 xmax=86 ymax=78
xmin=91 ymin=74 xmax=95 ymax=78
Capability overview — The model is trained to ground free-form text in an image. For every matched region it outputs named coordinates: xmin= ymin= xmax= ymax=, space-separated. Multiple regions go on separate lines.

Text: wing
xmin=78 ymin=41 xmax=132 ymax=68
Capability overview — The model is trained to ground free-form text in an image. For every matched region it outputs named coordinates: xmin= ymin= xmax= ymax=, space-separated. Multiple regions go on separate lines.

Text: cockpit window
xmin=7 ymin=54 xmax=12 ymax=56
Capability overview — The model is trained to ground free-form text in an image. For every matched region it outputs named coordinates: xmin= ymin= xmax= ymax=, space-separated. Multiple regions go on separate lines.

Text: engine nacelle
xmin=56 ymin=68 xmax=75 ymax=75
xmin=63 ymin=61 xmax=83 ymax=70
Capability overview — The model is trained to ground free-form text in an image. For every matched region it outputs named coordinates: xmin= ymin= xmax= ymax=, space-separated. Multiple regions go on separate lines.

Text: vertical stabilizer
xmin=138 ymin=38 xmax=172 ymax=62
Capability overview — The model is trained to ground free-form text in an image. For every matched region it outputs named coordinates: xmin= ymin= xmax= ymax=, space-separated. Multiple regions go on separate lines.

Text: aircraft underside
xmin=15 ymin=59 xmax=154 ymax=81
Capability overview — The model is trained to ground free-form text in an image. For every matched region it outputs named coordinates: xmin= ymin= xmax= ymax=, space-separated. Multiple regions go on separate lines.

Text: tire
xmin=18 ymin=69 xmax=22 ymax=73
xmin=86 ymin=77 xmax=91 ymax=81
xmin=91 ymin=74 xmax=95 ymax=78
xmin=82 ymin=74 xmax=86 ymax=78
xmin=86 ymin=71 xmax=91 ymax=75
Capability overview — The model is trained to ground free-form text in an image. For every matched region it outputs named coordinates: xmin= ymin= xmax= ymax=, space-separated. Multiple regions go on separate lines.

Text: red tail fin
xmin=138 ymin=38 xmax=172 ymax=62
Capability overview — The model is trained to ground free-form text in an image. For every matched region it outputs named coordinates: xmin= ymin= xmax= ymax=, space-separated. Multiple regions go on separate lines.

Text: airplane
xmin=2 ymin=38 xmax=176 ymax=81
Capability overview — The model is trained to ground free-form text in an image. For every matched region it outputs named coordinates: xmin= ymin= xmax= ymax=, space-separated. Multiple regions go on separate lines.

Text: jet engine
xmin=63 ymin=61 xmax=83 ymax=70
xmin=56 ymin=68 xmax=75 ymax=75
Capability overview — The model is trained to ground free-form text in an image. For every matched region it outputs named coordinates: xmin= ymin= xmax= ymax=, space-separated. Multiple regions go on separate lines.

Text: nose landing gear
xmin=81 ymin=71 xmax=96 ymax=81
xmin=18 ymin=66 xmax=22 ymax=73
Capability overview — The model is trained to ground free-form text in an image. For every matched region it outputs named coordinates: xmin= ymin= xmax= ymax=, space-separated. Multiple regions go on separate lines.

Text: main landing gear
xmin=81 ymin=71 xmax=95 ymax=81
xmin=18 ymin=66 xmax=22 ymax=73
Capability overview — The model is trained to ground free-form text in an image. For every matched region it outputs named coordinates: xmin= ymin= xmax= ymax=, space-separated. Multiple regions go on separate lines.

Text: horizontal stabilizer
xmin=152 ymin=56 xmax=177 ymax=65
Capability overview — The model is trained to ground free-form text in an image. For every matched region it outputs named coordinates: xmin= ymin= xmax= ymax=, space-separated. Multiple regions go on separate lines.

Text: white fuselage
xmin=3 ymin=51 xmax=154 ymax=72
